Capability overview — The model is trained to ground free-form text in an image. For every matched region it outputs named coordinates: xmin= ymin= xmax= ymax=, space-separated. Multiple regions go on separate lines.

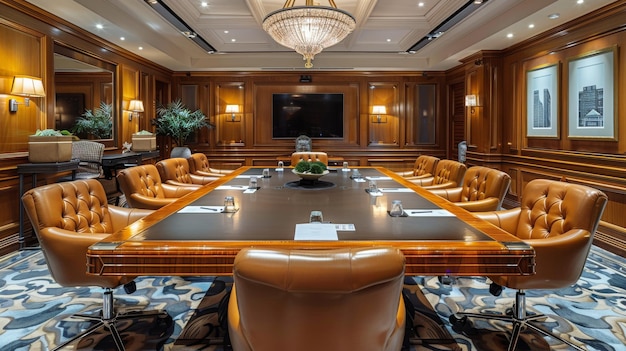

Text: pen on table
xmin=411 ymin=210 xmax=432 ymax=214
xmin=200 ymin=206 xmax=219 ymax=211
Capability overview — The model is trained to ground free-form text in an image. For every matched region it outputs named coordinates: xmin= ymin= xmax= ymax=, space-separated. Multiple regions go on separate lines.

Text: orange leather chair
xmin=429 ymin=166 xmax=511 ymax=212
xmin=228 ymin=247 xmax=406 ymax=351
xmin=188 ymin=152 xmax=234 ymax=177
xmin=410 ymin=159 xmax=467 ymax=190
xmin=156 ymin=157 xmax=218 ymax=188
xmin=396 ymin=155 xmax=439 ymax=179
xmin=450 ymin=179 xmax=608 ymax=350
xmin=290 ymin=151 xmax=329 ymax=166
xmin=116 ymin=164 xmax=196 ymax=209
xmin=21 ymin=179 xmax=167 ymax=350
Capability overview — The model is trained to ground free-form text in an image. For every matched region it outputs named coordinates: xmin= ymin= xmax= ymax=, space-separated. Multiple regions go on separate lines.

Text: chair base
xmin=450 ymin=290 xmax=586 ymax=351
xmin=52 ymin=288 xmax=170 ymax=351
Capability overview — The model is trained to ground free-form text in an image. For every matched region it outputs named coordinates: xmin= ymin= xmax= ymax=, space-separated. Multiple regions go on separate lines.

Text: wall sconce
xmin=225 ymin=104 xmax=241 ymax=122
xmin=9 ymin=75 xmax=46 ymax=112
xmin=128 ymin=99 xmax=144 ymax=121
xmin=370 ymin=105 xmax=387 ymax=123
xmin=465 ymin=94 xmax=478 ymax=114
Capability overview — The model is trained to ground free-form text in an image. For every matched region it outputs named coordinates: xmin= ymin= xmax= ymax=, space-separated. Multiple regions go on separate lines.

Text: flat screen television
xmin=272 ymin=93 xmax=344 ymax=138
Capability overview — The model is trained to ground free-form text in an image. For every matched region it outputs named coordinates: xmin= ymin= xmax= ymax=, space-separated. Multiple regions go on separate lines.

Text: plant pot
xmin=170 ymin=146 xmax=192 ymax=158
xmin=28 ymin=136 xmax=73 ymax=163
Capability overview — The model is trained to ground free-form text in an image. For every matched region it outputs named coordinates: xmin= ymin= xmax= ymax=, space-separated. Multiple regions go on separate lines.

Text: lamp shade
xmin=465 ymin=95 xmax=477 ymax=107
xmin=129 ymin=100 xmax=144 ymax=112
xmin=11 ymin=76 xmax=46 ymax=97
xmin=225 ymin=104 xmax=240 ymax=114
xmin=372 ymin=105 xmax=387 ymax=114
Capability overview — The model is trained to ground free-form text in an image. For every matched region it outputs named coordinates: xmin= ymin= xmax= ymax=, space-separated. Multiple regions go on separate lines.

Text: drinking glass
xmin=262 ymin=168 xmax=270 ymax=177
xmin=368 ymin=180 xmax=378 ymax=193
xmin=248 ymin=176 xmax=258 ymax=189
xmin=389 ymin=200 xmax=404 ymax=217
xmin=277 ymin=161 xmax=284 ymax=171
xmin=309 ymin=210 xmax=323 ymax=223
xmin=224 ymin=196 xmax=237 ymax=213
xmin=342 ymin=161 xmax=349 ymax=171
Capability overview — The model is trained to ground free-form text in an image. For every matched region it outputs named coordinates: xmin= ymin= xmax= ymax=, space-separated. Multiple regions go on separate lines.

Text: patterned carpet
xmin=0 ymin=246 xmax=624 ymax=351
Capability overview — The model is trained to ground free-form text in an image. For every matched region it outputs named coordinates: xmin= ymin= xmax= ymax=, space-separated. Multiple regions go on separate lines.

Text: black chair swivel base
xmin=52 ymin=285 xmax=170 ymax=351
xmin=450 ymin=290 xmax=586 ymax=351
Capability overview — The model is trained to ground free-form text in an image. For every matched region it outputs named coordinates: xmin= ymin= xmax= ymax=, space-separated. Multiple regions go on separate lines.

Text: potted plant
xmin=72 ymin=102 xmax=113 ymax=139
xmin=28 ymin=129 xmax=75 ymax=163
xmin=154 ymin=99 xmax=211 ymax=157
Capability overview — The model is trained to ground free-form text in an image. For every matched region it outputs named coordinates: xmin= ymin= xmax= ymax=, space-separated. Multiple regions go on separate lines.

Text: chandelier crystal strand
xmin=263 ymin=1 xmax=356 ymax=68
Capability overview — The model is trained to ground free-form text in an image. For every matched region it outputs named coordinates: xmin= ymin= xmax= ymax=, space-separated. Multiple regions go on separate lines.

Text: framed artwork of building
xmin=526 ymin=63 xmax=559 ymax=138
xmin=567 ymin=47 xmax=617 ymax=140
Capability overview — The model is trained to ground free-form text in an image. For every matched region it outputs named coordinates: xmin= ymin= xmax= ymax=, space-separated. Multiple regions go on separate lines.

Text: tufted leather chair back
xmin=412 ymin=155 xmax=439 ymax=177
xmin=517 ymin=179 xmax=607 ymax=241
xmin=459 ymin=166 xmax=510 ymax=208
xmin=431 ymin=160 xmax=466 ymax=187
xmin=188 ymin=153 xmax=211 ymax=174
xmin=21 ymin=179 xmax=140 ymax=288
xmin=291 ymin=151 xmax=328 ymax=165
xmin=117 ymin=164 xmax=167 ymax=200
xmin=228 ymin=247 xmax=406 ymax=351
xmin=156 ymin=158 xmax=193 ymax=184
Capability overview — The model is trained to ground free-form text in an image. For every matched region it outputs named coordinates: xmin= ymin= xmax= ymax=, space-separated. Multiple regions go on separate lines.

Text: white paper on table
xmin=367 ymin=190 xmax=383 ymax=197
xmin=334 ymin=223 xmax=355 ymax=231
xmin=236 ymin=175 xmax=261 ymax=179
xmin=379 ymin=187 xmax=413 ymax=193
xmin=294 ymin=223 xmax=338 ymax=240
xmin=365 ymin=176 xmax=392 ymax=181
xmin=243 ymin=188 xmax=257 ymax=194
xmin=353 ymin=178 xmax=366 ymax=183
xmin=404 ymin=209 xmax=455 ymax=217
xmin=216 ymin=185 xmax=249 ymax=190
xmin=178 ymin=206 xmax=224 ymax=214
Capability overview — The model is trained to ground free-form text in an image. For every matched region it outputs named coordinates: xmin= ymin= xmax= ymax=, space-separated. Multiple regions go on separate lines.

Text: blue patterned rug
xmin=0 ymin=246 xmax=624 ymax=350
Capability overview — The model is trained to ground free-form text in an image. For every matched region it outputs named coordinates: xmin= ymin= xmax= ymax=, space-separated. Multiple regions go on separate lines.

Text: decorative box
xmin=28 ymin=136 xmax=73 ymax=163
xmin=132 ymin=134 xmax=157 ymax=151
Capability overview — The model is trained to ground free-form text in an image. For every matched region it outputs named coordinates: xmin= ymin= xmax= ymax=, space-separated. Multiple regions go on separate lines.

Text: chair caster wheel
xmin=489 ymin=282 xmax=502 ymax=296
xmin=449 ymin=314 xmax=467 ymax=332
xmin=123 ymin=281 xmax=137 ymax=294
xmin=438 ymin=275 xmax=454 ymax=285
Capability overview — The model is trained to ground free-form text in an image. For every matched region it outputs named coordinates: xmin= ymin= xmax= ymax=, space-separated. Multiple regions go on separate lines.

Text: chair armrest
xmin=453 ymin=198 xmax=501 ymax=212
xmin=409 ymin=176 xmax=434 ymax=186
xmin=421 ymin=181 xmax=456 ymax=190
xmin=395 ymin=170 xmax=415 ymax=177
xmin=210 ymin=167 xmax=234 ymax=174
xmin=194 ymin=170 xmax=225 ymax=177
xmin=404 ymin=173 xmax=432 ymax=180
xmin=128 ymin=193 xmax=178 ymax=210
xmin=428 ymin=187 xmax=462 ymax=201
xmin=162 ymin=183 xmax=197 ymax=197
xmin=108 ymin=205 xmax=153 ymax=231
xmin=165 ymin=180 xmax=203 ymax=189
xmin=474 ymin=208 xmax=520 ymax=234
xmin=189 ymin=174 xmax=219 ymax=185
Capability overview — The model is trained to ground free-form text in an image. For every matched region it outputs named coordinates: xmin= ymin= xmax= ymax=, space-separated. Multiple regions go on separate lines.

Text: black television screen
xmin=272 ymin=93 xmax=344 ymax=138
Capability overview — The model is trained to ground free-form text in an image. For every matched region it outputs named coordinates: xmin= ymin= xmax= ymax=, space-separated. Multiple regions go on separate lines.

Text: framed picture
xmin=526 ymin=63 xmax=559 ymax=138
xmin=567 ymin=47 xmax=617 ymax=139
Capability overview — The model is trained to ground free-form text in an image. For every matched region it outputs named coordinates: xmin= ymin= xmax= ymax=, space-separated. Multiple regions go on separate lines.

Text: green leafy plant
xmin=155 ymin=99 xmax=211 ymax=147
xmin=72 ymin=102 xmax=113 ymax=139
xmin=33 ymin=129 xmax=72 ymax=136
xmin=294 ymin=160 xmax=327 ymax=174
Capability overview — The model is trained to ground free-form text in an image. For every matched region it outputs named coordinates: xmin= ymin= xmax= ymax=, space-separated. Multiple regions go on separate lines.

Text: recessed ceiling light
xmin=201 ymin=2 xmax=208 ymax=7
xmin=507 ymin=33 xmax=514 ymax=38
xmin=528 ymin=24 xmax=535 ymax=29
xmin=96 ymin=24 xmax=103 ymax=29
xmin=138 ymin=46 xmax=143 ymax=50
xmin=577 ymin=0 xmax=584 ymax=4
xmin=418 ymin=2 xmax=424 ymax=7
xmin=474 ymin=0 xmax=483 ymax=4
xmin=224 ymin=30 xmax=229 ymax=34
xmin=386 ymin=38 xmax=391 ymax=42
xmin=231 ymin=38 xmax=236 ymax=42
xmin=120 ymin=36 xmax=125 ymax=40
xmin=548 ymin=13 xmax=560 ymax=20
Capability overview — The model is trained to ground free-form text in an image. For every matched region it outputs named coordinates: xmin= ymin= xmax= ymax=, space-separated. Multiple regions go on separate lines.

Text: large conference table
xmin=87 ymin=166 xmax=535 ymax=277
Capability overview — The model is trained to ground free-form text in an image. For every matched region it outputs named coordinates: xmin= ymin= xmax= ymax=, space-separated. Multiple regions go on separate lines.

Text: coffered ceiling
xmin=25 ymin=0 xmax=618 ymax=71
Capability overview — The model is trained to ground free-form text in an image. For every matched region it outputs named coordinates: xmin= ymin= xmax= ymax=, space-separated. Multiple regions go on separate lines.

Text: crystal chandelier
xmin=263 ymin=0 xmax=356 ymax=68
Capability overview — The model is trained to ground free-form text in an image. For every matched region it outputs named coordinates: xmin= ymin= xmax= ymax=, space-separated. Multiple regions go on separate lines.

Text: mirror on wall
xmin=53 ymin=44 xmax=116 ymax=145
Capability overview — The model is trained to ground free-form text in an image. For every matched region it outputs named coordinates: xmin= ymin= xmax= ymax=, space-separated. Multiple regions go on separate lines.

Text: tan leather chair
xmin=116 ymin=164 xmax=196 ymax=209
xmin=290 ymin=151 xmax=328 ymax=166
xmin=156 ymin=157 xmax=218 ymax=188
xmin=21 ymin=179 xmax=166 ymax=350
xmin=228 ymin=247 xmax=406 ymax=351
xmin=396 ymin=155 xmax=439 ymax=179
xmin=450 ymin=179 xmax=608 ymax=351
xmin=187 ymin=152 xmax=234 ymax=177
xmin=429 ymin=166 xmax=511 ymax=212
xmin=410 ymin=159 xmax=467 ymax=190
